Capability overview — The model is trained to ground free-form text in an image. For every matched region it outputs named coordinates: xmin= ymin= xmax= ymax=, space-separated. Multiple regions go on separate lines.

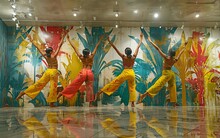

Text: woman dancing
xmin=95 ymin=33 xmax=143 ymax=107
xmin=57 ymin=34 xmax=104 ymax=107
xmin=16 ymin=33 xmax=66 ymax=107
xmin=137 ymin=36 xmax=185 ymax=106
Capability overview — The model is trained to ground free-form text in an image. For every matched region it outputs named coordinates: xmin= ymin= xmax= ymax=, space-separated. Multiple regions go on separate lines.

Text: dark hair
xmin=125 ymin=47 xmax=132 ymax=58
xmin=45 ymin=47 xmax=53 ymax=57
xmin=82 ymin=48 xmax=90 ymax=57
xmin=168 ymin=49 xmax=176 ymax=57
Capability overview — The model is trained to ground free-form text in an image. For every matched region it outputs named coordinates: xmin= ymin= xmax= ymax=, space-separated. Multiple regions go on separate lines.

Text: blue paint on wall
xmin=0 ymin=19 xmax=8 ymax=107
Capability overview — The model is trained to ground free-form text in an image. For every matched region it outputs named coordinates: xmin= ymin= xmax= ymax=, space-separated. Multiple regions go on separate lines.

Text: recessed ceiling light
xmin=134 ymin=10 xmax=138 ymax=14
xmin=195 ymin=14 xmax=200 ymax=18
xmin=73 ymin=13 xmax=77 ymax=17
xmin=115 ymin=13 xmax=119 ymax=17
xmin=154 ymin=13 xmax=159 ymax=18
xmin=11 ymin=4 xmax=16 ymax=9
xmin=12 ymin=16 xmax=17 ymax=21
xmin=12 ymin=11 xmax=16 ymax=16
xmin=28 ymin=13 xmax=32 ymax=16
xmin=159 ymin=25 xmax=162 ymax=28
xmin=115 ymin=24 xmax=118 ymax=28
xmin=16 ymin=23 xmax=20 ymax=28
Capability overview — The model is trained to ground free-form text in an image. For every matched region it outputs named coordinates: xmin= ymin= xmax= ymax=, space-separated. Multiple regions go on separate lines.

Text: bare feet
xmin=49 ymin=102 xmax=56 ymax=107
xmin=131 ymin=102 xmax=135 ymax=107
xmin=137 ymin=93 xmax=152 ymax=104
xmin=57 ymin=93 xmax=62 ymax=99
xmin=16 ymin=92 xmax=25 ymax=101
xmin=89 ymin=102 xmax=93 ymax=107
xmin=172 ymin=102 xmax=179 ymax=107
xmin=94 ymin=91 xmax=103 ymax=101
xmin=137 ymin=94 xmax=144 ymax=104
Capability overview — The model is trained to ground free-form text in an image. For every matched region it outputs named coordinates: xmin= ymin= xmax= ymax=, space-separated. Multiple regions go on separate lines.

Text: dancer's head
xmin=45 ymin=47 xmax=53 ymax=57
xmin=83 ymin=48 xmax=90 ymax=57
xmin=168 ymin=49 xmax=176 ymax=58
xmin=125 ymin=47 xmax=132 ymax=58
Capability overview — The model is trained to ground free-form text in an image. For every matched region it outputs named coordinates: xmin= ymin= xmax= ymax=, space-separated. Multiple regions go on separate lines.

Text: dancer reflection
xmin=95 ymin=33 xmax=143 ymax=107
xmin=101 ymin=108 xmax=136 ymax=137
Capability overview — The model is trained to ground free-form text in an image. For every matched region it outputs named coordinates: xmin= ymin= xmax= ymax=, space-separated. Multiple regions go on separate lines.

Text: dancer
xmin=16 ymin=32 xmax=66 ymax=107
xmin=57 ymin=34 xmax=104 ymax=107
xmin=95 ymin=33 xmax=143 ymax=107
xmin=137 ymin=36 xmax=185 ymax=106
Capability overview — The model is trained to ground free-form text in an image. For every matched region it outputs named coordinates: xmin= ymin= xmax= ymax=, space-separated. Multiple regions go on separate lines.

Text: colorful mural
xmin=1 ymin=23 xmax=220 ymax=107
xmin=0 ymin=19 xmax=8 ymax=107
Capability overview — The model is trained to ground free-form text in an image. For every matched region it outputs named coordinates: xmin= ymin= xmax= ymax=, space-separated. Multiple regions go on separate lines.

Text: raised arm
xmin=91 ymin=35 xmax=104 ymax=57
xmin=54 ymin=34 xmax=65 ymax=57
xmin=133 ymin=33 xmax=143 ymax=57
xmin=108 ymin=37 xmax=124 ymax=58
xmin=27 ymin=34 xmax=45 ymax=56
xmin=67 ymin=34 xmax=82 ymax=58
xmin=148 ymin=36 xmax=167 ymax=59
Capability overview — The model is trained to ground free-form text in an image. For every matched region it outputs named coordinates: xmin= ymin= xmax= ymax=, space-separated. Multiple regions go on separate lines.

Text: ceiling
xmin=0 ymin=0 xmax=220 ymax=28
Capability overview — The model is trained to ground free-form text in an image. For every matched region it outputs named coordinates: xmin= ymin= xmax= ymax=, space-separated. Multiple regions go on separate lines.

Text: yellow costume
xmin=147 ymin=70 xmax=177 ymax=102
xmin=101 ymin=111 xmax=136 ymax=138
xmin=24 ymin=69 xmax=59 ymax=103
xmin=101 ymin=69 xmax=136 ymax=102
xmin=22 ymin=117 xmax=50 ymax=137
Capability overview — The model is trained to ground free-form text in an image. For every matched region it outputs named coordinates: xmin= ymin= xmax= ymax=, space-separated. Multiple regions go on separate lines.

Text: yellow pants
xmin=147 ymin=70 xmax=177 ymax=102
xmin=24 ymin=69 xmax=58 ymax=103
xmin=101 ymin=69 xmax=136 ymax=102
xmin=101 ymin=111 xmax=136 ymax=138
xmin=22 ymin=117 xmax=50 ymax=137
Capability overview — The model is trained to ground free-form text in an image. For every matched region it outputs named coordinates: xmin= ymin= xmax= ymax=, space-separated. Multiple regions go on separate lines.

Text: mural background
xmin=1 ymin=22 xmax=220 ymax=107
xmin=0 ymin=19 xmax=8 ymax=107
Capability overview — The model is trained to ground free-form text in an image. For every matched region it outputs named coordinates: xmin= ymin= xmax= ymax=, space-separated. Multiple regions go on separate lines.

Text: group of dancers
xmin=16 ymin=31 xmax=185 ymax=107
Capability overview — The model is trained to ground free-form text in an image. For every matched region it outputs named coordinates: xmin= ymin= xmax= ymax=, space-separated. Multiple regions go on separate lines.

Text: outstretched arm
xmin=133 ymin=33 xmax=143 ymax=57
xmin=148 ymin=36 xmax=167 ymax=59
xmin=54 ymin=33 xmax=65 ymax=57
xmin=108 ymin=37 xmax=124 ymax=58
xmin=27 ymin=34 xmax=45 ymax=56
xmin=91 ymin=35 xmax=105 ymax=57
xmin=67 ymin=34 xmax=82 ymax=58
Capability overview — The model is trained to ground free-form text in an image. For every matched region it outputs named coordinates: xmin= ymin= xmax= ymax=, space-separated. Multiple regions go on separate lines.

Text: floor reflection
xmin=0 ymin=106 xmax=219 ymax=138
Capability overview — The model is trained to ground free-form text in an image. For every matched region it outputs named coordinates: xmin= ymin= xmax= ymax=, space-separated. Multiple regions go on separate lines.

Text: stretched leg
xmin=168 ymin=71 xmax=177 ymax=106
xmin=85 ymin=69 xmax=94 ymax=103
xmin=16 ymin=70 xmax=50 ymax=100
xmin=47 ymin=69 xmax=59 ymax=106
xmin=16 ymin=92 xmax=25 ymax=100
xmin=127 ymin=69 xmax=136 ymax=107
xmin=100 ymin=70 xmax=128 ymax=95
xmin=137 ymin=70 xmax=171 ymax=104
xmin=58 ymin=70 xmax=86 ymax=99
xmin=137 ymin=93 xmax=152 ymax=104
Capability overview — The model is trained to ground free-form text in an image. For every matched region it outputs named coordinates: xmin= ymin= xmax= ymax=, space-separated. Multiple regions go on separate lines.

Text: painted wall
xmin=0 ymin=19 xmax=8 ymax=107
xmin=2 ymin=25 xmax=220 ymax=107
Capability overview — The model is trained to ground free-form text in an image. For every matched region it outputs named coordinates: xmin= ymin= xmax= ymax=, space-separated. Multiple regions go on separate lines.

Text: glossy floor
xmin=0 ymin=106 xmax=220 ymax=138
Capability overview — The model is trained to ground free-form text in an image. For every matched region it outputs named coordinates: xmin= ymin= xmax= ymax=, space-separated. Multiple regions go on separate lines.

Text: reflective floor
xmin=0 ymin=106 xmax=220 ymax=138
